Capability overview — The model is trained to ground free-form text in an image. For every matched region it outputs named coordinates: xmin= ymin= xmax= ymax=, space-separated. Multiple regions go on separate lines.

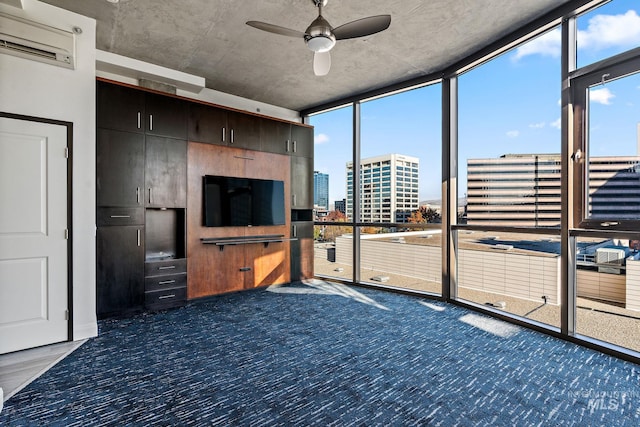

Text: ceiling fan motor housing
xmin=305 ymin=15 xmax=336 ymax=52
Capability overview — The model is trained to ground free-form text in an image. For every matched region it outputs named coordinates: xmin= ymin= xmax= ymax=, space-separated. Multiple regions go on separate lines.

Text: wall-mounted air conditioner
xmin=0 ymin=12 xmax=75 ymax=69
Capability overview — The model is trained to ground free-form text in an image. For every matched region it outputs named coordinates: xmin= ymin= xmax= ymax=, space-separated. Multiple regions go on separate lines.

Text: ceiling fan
xmin=246 ymin=0 xmax=391 ymax=76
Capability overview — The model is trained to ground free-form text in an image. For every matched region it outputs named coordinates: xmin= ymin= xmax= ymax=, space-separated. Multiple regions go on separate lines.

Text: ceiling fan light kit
xmin=246 ymin=0 xmax=390 ymax=76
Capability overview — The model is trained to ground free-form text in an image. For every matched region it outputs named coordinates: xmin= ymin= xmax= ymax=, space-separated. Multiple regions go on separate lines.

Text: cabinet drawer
xmin=145 ymin=258 xmax=187 ymax=276
xmin=145 ymin=286 xmax=186 ymax=310
xmin=145 ymin=273 xmax=187 ymax=292
xmin=98 ymin=207 xmax=144 ymax=226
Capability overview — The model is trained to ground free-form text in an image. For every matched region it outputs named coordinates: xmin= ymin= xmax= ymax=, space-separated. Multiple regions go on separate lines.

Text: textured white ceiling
xmin=41 ymin=0 xmax=572 ymax=111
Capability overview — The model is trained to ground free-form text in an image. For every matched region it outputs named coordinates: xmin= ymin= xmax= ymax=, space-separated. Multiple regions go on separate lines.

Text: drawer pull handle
xmin=239 ymin=267 xmax=251 ymax=272
xmin=158 ymin=280 xmax=176 ymax=285
xmin=110 ymin=215 xmax=131 ymax=218
xmin=158 ymin=266 xmax=176 ymax=270
xmin=159 ymin=294 xmax=176 ymax=300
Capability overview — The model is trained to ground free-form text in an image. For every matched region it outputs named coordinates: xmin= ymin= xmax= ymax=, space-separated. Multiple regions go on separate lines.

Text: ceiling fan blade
xmin=313 ymin=51 xmax=331 ymax=76
xmin=246 ymin=21 xmax=306 ymax=38
xmin=333 ymin=15 xmax=391 ymax=40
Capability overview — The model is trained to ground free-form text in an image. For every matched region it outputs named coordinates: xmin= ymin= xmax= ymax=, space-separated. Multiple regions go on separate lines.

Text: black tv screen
xmin=203 ymin=175 xmax=285 ymax=227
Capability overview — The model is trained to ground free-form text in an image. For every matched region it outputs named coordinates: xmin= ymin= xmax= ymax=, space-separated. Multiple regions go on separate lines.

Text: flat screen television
xmin=203 ymin=175 xmax=285 ymax=227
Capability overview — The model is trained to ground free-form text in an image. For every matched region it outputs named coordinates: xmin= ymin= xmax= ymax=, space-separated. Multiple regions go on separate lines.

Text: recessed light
xmin=106 ymin=0 xmax=119 ymax=3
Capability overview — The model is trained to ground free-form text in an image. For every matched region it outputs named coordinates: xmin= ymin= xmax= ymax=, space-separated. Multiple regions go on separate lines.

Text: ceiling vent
xmin=0 ymin=12 xmax=75 ymax=69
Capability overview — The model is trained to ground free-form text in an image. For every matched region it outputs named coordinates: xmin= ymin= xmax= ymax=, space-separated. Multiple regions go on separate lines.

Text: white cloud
xmin=506 ymin=130 xmax=520 ymax=138
xmin=578 ymin=10 xmax=640 ymax=51
xmin=513 ymin=10 xmax=640 ymax=61
xmin=529 ymin=122 xmax=545 ymax=129
xmin=590 ymin=87 xmax=615 ymax=105
xmin=513 ymin=29 xmax=561 ymax=61
xmin=315 ymin=133 xmax=330 ymax=144
xmin=551 ymin=118 xmax=561 ymax=129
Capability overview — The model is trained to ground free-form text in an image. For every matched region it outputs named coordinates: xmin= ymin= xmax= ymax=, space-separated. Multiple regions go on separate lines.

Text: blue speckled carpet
xmin=2 ymin=280 xmax=639 ymax=426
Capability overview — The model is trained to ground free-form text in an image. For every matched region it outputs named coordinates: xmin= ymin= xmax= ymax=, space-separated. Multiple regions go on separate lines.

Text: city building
xmin=467 ymin=154 xmax=640 ymax=226
xmin=313 ymin=171 xmax=329 ymax=210
xmin=334 ymin=199 xmax=346 ymax=214
xmin=346 ymin=154 xmax=419 ymax=223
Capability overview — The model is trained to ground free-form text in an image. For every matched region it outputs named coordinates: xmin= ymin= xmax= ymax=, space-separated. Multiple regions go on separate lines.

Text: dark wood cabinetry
xmin=188 ymin=103 xmax=260 ymax=150
xmin=227 ymin=111 xmax=261 ymax=149
xmin=144 ymin=258 xmax=187 ymax=310
xmin=97 ymin=82 xmax=145 ymax=133
xmin=97 ymin=80 xmax=188 ymax=318
xmin=260 ymin=121 xmax=314 ymax=157
xmin=96 ymin=129 xmax=144 ymax=207
xmin=290 ymin=124 xmax=313 ymax=157
xmin=96 ymin=224 xmax=144 ymax=316
xmin=97 ymin=78 xmax=314 ymax=309
xmin=260 ymin=119 xmax=291 ymax=154
xmin=145 ymin=136 xmax=187 ymax=208
xmin=291 ymin=156 xmax=314 ymax=209
xmin=188 ymin=103 xmax=227 ymax=145
xmin=145 ymin=93 xmax=188 ymax=139
xmin=291 ymin=221 xmax=314 ymax=281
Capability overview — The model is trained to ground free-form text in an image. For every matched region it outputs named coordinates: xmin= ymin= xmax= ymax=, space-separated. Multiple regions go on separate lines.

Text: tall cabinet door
xmin=97 ymin=225 xmax=144 ymax=316
xmin=97 ymin=129 xmax=145 ymax=207
xmin=145 ymin=136 xmax=187 ymax=208
xmin=291 ymin=156 xmax=314 ymax=209
xmin=291 ymin=221 xmax=314 ymax=281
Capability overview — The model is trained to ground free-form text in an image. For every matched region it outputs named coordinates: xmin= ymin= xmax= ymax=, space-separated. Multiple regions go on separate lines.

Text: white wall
xmin=0 ymin=0 xmax=98 ymax=340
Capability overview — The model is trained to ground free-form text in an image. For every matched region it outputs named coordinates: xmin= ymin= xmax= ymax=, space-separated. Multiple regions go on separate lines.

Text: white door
xmin=0 ymin=117 xmax=69 ymax=354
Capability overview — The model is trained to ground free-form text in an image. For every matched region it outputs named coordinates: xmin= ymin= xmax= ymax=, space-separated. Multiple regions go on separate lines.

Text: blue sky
xmin=310 ymin=0 xmax=640 ymax=205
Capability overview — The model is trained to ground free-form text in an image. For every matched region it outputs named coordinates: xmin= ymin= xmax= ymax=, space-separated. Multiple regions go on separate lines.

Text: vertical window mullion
xmin=561 ymin=15 xmax=578 ymax=336
xmin=352 ymin=101 xmax=361 ymax=284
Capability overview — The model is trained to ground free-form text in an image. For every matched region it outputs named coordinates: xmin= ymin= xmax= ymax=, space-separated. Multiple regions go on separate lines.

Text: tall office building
xmin=314 ymin=171 xmax=329 ymax=210
xmin=334 ymin=199 xmax=346 ymax=214
xmin=346 ymin=154 xmax=419 ymax=223
xmin=466 ymin=154 xmax=640 ymax=226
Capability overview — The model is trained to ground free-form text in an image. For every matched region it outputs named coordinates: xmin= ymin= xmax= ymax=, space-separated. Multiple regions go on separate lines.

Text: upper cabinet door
xmin=260 ymin=119 xmax=291 ymax=155
xmin=97 ymin=129 xmax=145 ymax=207
xmin=97 ymin=81 xmax=145 ymax=133
xmin=188 ymin=103 xmax=227 ymax=145
xmin=145 ymin=93 xmax=188 ymax=139
xmin=145 ymin=136 xmax=187 ymax=208
xmin=227 ymin=111 xmax=261 ymax=150
xmin=290 ymin=125 xmax=313 ymax=158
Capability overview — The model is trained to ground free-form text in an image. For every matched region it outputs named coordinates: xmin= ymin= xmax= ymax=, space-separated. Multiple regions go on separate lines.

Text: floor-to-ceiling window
xmin=309 ymin=105 xmax=353 ymax=283
xmin=456 ymin=24 xmax=562 ymax=329
xmin=357 ymin=85 xmax=442 ymax=294
xmin=570 ymin=0 xmax=640 ymax=353
xmin=304 ymin=0 xmax=640 ymax=363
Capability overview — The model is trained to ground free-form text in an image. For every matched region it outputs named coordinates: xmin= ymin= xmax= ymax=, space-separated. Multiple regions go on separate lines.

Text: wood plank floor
xmin=0 ymin=340 xmax=86 ymax=403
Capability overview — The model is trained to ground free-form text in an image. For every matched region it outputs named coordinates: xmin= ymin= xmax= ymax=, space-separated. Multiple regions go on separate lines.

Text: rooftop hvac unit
xmin=595 ymin=247 xmax=627 ymax=265
xmin=0 ymin=12 xmax=75 ymax=69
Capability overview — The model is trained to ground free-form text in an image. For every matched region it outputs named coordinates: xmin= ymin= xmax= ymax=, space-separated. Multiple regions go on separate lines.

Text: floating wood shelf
xmin=201 ymin=234 xmax=296 ymax=251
